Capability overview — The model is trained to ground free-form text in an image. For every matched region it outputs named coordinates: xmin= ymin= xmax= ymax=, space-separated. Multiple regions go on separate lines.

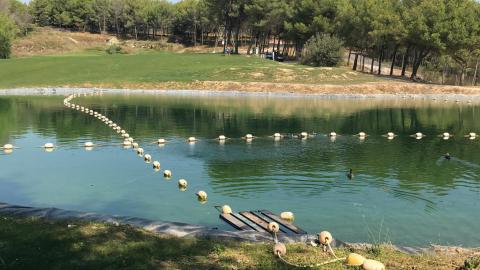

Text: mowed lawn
xmin=0 ymin=52 xmax=379 ymax=89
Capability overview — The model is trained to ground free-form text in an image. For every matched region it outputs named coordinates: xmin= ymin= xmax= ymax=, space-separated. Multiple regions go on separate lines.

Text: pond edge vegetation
xmin=1 ymin=202 xmax=480 ymax=270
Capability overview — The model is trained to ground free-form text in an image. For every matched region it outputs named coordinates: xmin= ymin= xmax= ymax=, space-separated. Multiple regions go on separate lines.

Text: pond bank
xmin=2 ymin=85 xmax=480 ymax=100
xmin=0 ymin=204 xmax=478 ymax=269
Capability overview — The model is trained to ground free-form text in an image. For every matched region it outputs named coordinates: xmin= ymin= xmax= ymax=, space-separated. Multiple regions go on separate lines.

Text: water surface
xmin=1 ymin=94 xmax=479 ymax=247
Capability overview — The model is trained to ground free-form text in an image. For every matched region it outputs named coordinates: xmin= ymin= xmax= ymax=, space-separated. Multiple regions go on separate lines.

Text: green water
xmin=1 ymin=94 xmax=480 ymax=247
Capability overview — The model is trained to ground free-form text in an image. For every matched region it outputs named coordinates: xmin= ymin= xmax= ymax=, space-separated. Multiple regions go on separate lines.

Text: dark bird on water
xmin=347 ymin=169 xmax=354 ymax=179
xmin=444 ymin=153 xmax=451 ymax=160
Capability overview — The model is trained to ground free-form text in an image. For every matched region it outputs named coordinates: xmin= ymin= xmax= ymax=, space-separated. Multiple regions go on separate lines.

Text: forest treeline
xmin=1 ymin=0 xmax=480 ymax=85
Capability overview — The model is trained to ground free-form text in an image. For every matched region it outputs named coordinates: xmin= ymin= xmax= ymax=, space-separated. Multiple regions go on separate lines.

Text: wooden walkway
xmin=220 ymin=209 xmax=307 ymax=235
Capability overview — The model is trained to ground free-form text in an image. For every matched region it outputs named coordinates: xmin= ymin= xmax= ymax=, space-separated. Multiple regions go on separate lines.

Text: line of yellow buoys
xmin=63 ymin=93 xmax=208 ymax=204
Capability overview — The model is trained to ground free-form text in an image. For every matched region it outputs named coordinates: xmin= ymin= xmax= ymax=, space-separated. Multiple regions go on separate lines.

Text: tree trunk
xmin=410 ymin=49 xmax=429 ymax=80
xmin=390 ymin=45 xmax=398 ymax=76
xmin=222 ymin=25 xmax=228 ymax=54
xmin=352 ymin=53 xmax=359 ymax=70
xmin=459 ymin=67 xmax=465 ymax=86
xmin=347 ymin=49 xmax=352 ymax=66
xmin=442 ymin=62 xmax=447 ymax=85
xmin=247 ymin=33 xmax=255 ymax=55
xmin=377 ymin=45 xmax=384 ymax=75
xmin=473 ymin=58 xmax=479 ymax=86
xmin=234 ymin=24 xmax=240 ymax=54
xmin=361 ymin=54 xmax=365 ymax=72
xmin=370 ymin=55 xmax=374 ymax=74
xmin=401 ymin=46 xmax=411 ymax=77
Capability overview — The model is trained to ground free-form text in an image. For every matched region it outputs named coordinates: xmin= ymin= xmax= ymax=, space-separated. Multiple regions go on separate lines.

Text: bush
xmin=105 ymin=45 xmax=123 ymax=54
xmin=0 ymin=15 xmax=18 ymax=59
xmin=301 ymin=34 xmax=343 ymax=67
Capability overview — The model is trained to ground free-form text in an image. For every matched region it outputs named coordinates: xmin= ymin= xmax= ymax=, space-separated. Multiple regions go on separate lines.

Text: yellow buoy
xmin=2 ymin=144 xmax=14 ymax=150
xmin=469 ymin=132 xmax=477 ymax=138
xmin=123 ymin=140 xmax=132 ymax=146
xmin=387 ymin=132 xmax=395 ymax=137
xmin=187 ymin=137 xmax=197 ymax=142
xmin=153 ymin=161 xmax=161 ymax=169
xmin=358 ymin=132 xmax=367 ymax=137
xmin=157 ymin=138 xmax=166 ymax=144
xmin=196 ymin=190 xmax=208 ymax=201
xmin=127 ymin=137 xmax=134 ymax=143
xmin=144 ymin=154 xmax=152 ymax=162
xmin=222 ymin=205 xmax=232 ymax=214
xmin=132 ymin=142 xmax=139 ymax=149
xmin=43 ymin=143 xmax=55 ymax=149
xmin=319 ymin=231 xmax=333 ymax=245
xmin=415 ymin=132 xmax=423 ymax=138
xmin=362 ymin=259 xmax=385 ymax=270
xmin=163 ymin=170 xmax=172 ymax=178
xmin=245 ymin=134 xmax=254 ymax=139
xmin=178 ymin=179 xmax=188 ymax=188
xmin=84 ymin=142 xmax=94 ymax=147
xmin=121 ymin=130 xmax=126 ymax=134
xmin=300 ymin=132 xmax=308 ymax=137
xmin=218 ymin=135 xmax=226 ymax=140
xmin=273 ymin=133 xmax=282 ymax=138
xmin=329 ymin=132 xmax=337 ymax=137
xmin=346 ymin=253 xmax=365 ymax=266
xmin=280 ymin=212 xmax=294 ymax=222
xmin=442 ymin=132 xmax=451 ymax=138
xmin=273 ymin=243 xmax=287 ymax=256
xmin=268 ymin=222 xmax=280 ymax=233
xmin=136 ymin=148 xmax=144 ymax=155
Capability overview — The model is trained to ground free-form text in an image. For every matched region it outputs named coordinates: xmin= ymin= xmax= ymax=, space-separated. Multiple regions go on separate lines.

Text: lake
xmin=1 ymin=92 xmax=479 ymax=247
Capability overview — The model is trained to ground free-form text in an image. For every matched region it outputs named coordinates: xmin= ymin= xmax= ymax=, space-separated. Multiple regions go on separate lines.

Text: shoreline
xmin=1 ymin=83 xmax=480 ymax=101
xmin=1 ymin=201 xmax=477 ymax=253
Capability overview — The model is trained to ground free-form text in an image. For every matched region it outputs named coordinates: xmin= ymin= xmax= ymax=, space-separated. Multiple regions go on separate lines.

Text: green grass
xmin=0 ymin=52 xmax=379 ymax=89
xmin=0 ymin=215 xmax=477 ymax=270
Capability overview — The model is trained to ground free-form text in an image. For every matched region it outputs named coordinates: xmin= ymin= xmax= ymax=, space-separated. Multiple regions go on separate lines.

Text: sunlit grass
xmin=0 ymin=52 xmax=380 ymax=89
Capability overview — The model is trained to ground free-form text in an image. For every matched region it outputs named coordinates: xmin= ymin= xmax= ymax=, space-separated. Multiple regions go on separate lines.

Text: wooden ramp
xmin=220 ymin=209 xmax=307 ymax=235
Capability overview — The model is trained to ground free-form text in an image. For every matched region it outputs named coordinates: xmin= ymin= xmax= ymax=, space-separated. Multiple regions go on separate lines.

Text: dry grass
xmin=74 ymin=80 xmax=480 ymax=95
xmin=1 ymin=215 xmax=479 ymax=270
xmin=11 ymin=27 xmax=215 ymax=58
xmin=12 ymin=27 xmax=114 ymax=57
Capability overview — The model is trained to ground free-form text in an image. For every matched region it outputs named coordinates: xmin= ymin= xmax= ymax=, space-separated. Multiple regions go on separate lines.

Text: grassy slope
xmin=0 ymin=52 xmax=380 ymax=89
xmin=0 ymin=215 xmax=477 ymax=270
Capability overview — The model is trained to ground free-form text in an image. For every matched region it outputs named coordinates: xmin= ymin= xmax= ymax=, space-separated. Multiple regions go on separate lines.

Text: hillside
xmin=11 ymin=27 xmax=216 ymax=57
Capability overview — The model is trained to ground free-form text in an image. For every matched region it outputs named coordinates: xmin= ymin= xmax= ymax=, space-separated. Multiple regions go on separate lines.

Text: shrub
xmin=0 ymin=15 xmax=18 ymax=59
xmin=301 ymin=34 xmax=343 ymax=67
xmin=105 ymin=44 xmax=123 ymax=54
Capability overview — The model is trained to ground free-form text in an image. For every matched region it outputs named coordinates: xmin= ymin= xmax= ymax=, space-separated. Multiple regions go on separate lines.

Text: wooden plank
xmin=219 ymin=213 xmax=252 ymax=231
xmin=240 ymin=211 xmax=272 ymax=232
xmin=250 ymin=211 xmax=290 ymax=234
xmin=231 ymin=213 xmax=265 ymax=232
xmin=259 ymin=210 xmax=307 ymax=235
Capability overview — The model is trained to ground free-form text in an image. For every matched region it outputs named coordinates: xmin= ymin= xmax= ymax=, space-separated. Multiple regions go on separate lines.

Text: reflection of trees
xmin=2 ymin=94 xmax=480 ymax=204
xmin=206 ymin=136 xmax=480 ymax=206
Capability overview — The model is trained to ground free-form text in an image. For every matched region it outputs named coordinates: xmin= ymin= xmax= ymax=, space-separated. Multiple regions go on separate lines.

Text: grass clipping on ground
xmin=0 ymin=215 xmax=479 ymax=270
